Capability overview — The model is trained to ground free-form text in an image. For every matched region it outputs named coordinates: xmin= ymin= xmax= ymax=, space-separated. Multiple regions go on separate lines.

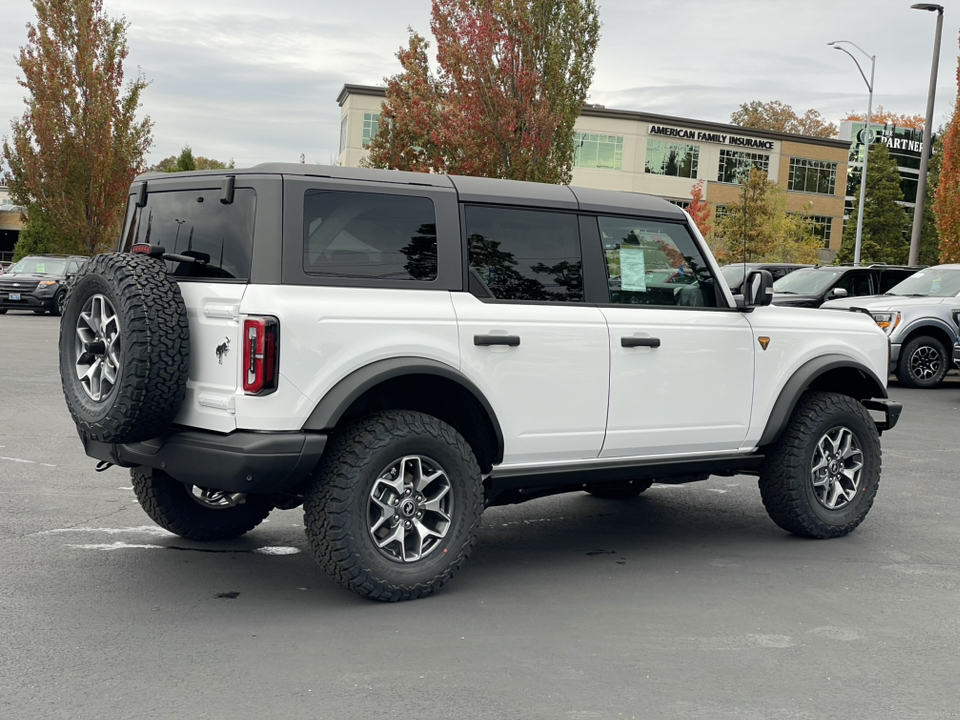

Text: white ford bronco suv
xmin=59 ymin=164 xmax=902 ymax=601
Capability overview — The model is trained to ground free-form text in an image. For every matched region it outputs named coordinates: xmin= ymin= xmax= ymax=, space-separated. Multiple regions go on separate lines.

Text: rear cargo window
xmin=120 ymin=189 xmax=255 ymax=280
xmin=302 ymin=190 xmax=437 ymax=281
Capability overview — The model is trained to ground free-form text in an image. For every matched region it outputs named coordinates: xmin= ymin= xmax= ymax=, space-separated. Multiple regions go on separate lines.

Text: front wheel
xmin=304 ymin=411 xmax=484 ymax=602
xmin=52 ymin=290 xmax=66 ymax=317
xmin=896 ymin=335 xmax=947 ymax=388
xmin=758 ymin=391 xmax=880 ymax=539
xmin=131 ymin=468 xmax=273 ymax=541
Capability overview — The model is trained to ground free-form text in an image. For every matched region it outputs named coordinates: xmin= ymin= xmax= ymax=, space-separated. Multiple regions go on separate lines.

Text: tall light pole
xmin=908 ymin=3 xmax=944 ymax=267
xmin=829 ymin=40 xmax=875 ymax=267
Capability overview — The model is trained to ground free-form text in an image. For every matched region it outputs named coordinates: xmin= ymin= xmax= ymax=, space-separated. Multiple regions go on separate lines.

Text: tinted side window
xmin=303 ymin=190 xmax=437 ymax=281
xmin=123 ymin=189 xmax=256 ymax=279
xmin=598 ymin=217 xmax=719 ymax=307
xmin=465 ymin=206 xmax=582 ymax=302
xmin=878 ymin=270 xmax=913 ymax=293
xmin=835 ymin=271 xmax=873 ymax=296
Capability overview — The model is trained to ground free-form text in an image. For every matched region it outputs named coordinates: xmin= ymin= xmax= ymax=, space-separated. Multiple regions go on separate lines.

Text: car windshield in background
xmin=773 ymin=268 xmax=842 ymax=295
xmin=7 ymin=258 xmax=67 ymax=276
xmin=886 ymin=267 xmax=960 ymax=297
xmin=720 ymin=264 xmax=747 ymax=288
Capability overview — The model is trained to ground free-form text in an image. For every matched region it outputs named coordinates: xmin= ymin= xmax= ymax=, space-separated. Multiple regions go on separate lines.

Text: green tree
xmin=2 ymin=0 xmax=153 ymax=256
xmin=12 ymin=206 xmax=63 ymax=260
xmin=366 ymin=0 xmax=601 ymax=184
xmin=838 ymin=143 xmax=910 ymax=264
xmin=731 ymin=100 xmax=837 ymax=138
xmin=149 ymin=145 xmax=234 ymax=172
xmin=711 ymin=168 xmax=821 ymax=264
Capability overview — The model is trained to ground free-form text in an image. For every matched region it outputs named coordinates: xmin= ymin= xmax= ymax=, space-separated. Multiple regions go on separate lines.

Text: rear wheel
xmin=759 ymin=391 xmax=880 ymax=538
xmin=304 ymin=411 xmax=483 ymax=602
xmin=586 ymin=480 xmax=654 ymax=499
xmin=896 ymin=334 xmax=947 ymax=388
xmin=131 ymin=468 xmax=273 ymax=541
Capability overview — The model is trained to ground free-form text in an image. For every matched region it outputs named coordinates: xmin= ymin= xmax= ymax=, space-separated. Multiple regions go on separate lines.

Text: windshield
xmin=773 ymin=268 xmax=842 ymax=295
xmin=7 ymin=257 xmax=67 ymax=276
xmin=886 ymin=267 xmax=960 ymax=297
xmin=720 ymin=264 xmax=748 ymax=288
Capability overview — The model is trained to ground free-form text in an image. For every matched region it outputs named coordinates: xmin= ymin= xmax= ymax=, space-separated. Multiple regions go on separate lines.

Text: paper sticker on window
xmin=620 ymin=247 xmax=646 ymax=292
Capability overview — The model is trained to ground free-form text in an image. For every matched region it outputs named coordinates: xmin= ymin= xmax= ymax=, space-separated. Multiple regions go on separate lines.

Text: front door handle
xmin=621 ymin=336 xmax=661 ymax=348
xmin=474 ymin=334 xmax=521 ymax=347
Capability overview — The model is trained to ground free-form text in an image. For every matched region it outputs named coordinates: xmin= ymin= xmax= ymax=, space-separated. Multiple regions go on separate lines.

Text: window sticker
xmin=619 ymin=247 xmax=646 ymax=292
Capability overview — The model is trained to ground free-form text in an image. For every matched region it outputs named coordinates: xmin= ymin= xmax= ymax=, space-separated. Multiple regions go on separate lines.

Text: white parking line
xmin=0 ymin=455 xmax=57 ymax=467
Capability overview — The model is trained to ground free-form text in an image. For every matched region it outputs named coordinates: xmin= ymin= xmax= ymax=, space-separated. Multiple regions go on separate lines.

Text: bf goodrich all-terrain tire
xmin=896 ymin=335 xmax=948 ymax=388
xmin=304 ymin=411 xmax=484 ymax=602
xmin=586 ymin=480 xmax=654 ymax=499
xmin=59 ymin=253 xmax=189 ymax=444
xmin=131 ymin=468 xmax=273 ymax=541
xmin=758 ymin=391 xmax=880 ymax=539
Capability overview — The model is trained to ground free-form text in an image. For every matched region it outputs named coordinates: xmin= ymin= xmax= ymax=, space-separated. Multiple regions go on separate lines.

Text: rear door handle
xmin=621 ymin=336 xmax=661 ymax=348
xmin=474 ymin=334 xmax=521 ymax=347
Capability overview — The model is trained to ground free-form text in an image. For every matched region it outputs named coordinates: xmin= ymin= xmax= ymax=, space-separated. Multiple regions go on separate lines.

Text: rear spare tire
xmin=59 ymin=253 xmax=190 ymax=444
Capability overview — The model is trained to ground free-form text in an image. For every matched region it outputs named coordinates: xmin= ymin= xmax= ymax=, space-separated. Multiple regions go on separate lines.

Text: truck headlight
xmin=870 ymin=311 xmax=900 ymax=334
xmin=37 ymin=280 xmax=57 ymax=288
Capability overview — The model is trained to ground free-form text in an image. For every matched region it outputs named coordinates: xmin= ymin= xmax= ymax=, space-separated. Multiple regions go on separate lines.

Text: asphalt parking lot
xmin=2 ymin=310 xmax=958 ymax=720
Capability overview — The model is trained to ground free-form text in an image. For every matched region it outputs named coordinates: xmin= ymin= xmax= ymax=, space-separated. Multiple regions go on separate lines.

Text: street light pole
xmin=829 ymin=41 xmax=875 ymax=267
xmin=908 ymin=3 xmax=944 ymax=267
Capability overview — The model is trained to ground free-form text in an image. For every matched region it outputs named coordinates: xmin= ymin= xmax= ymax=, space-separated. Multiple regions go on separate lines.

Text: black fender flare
xmin=758 ymin=354 xmax=887 ymax=447
xmin=301 ymin=357 xmax=505 ymax=463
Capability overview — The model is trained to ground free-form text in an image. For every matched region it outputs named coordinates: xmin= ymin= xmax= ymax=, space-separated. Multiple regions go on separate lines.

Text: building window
xmin=362 ymin=112 xmax=380 ymax=148
xmin=713 ymin=204 xmax=729 ymax=220
xmin=645 ymin=140 xmax=699 ymax=178
xmin=574 ymin=132 xmax=623 ymax=170
xmin=808 ymin=215 xmax=833 ymax=248
xmin=339 ymin=116 xmax=348 ymax=155
xmin=717 ymin=149 xmax=769 ymax=184
xmin=788 ymin=158 xmax=838 ymax=195
xmin=667 ymin=199 xmax=691 ymax=210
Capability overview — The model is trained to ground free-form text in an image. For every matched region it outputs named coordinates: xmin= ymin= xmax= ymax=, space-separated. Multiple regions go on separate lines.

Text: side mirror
xmin=738 ymin=269 xmax=774 ymax=311
xmin=830 ymin=287 xmax=849 ymax=299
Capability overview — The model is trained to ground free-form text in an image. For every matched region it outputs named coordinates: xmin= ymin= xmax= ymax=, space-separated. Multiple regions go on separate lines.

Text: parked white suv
xmin=59 ymin=165 xmax=901 ymax=601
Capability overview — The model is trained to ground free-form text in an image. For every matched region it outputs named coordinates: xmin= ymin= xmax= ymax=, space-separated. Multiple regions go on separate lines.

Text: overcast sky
xmin=1 ymin=0 xmax=958 ymax=169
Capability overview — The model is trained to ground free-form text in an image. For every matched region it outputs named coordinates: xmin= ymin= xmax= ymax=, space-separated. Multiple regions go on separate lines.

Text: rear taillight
xmin=242 ymin=316 xmax=279 ymax=395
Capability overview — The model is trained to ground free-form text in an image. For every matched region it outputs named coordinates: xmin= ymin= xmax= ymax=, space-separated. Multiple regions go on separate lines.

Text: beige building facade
xmin=336 ymin=85 xmax=849 ymax=258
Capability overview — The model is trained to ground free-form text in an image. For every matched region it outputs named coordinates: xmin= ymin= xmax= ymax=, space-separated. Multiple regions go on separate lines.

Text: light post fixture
xmin=829 ymin=40 xmax=875 ymax=267
xmin=908 ymin=3 xmax=944 ymax=267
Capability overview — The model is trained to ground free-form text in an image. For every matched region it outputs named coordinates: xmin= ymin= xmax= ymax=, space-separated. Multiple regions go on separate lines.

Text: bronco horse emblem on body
xmin=215 ymin=337 xmax=230 ymax=364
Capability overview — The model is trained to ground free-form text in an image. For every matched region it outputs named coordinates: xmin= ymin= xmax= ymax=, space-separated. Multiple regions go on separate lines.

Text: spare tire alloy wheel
xmin=74 ymin=294 xmax=122 ymax=402
xmin=759 ymin=391 xmax=881 ymax=539
xmin=59 ymin=253 xmax=190 ymax=444
xmin=304 ymin=410 xmax=483 ymax=602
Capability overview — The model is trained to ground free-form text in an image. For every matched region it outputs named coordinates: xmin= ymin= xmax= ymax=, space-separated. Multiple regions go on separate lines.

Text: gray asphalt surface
xmin=1 ymin=311 xmax=958 ymax=720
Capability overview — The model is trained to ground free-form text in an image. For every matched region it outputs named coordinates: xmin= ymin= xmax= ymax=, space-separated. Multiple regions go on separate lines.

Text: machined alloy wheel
xmin=368 ymin=455 xmax=453 ymax=563
xmin=54 ymin=290 xmax=66 ymax=317
xmin=810 ymin=426 xmax=863 ymax=510
xmin=74 ymin=294 xmax=122 ymax=402
xmin=908 ymin=343 xmax=941 ymax=382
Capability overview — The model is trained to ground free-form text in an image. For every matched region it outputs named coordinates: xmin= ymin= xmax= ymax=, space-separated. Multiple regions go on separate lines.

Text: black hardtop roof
xmin=134 ymin=163 xmax=685 ymax=218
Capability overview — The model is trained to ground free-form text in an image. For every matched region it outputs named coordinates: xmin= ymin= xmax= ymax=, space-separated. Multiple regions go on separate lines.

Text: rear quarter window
xmin=302 ymin=190 xmax=437 ymax=281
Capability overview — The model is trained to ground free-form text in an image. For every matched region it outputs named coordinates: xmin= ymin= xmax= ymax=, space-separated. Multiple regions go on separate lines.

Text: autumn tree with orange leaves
xmin=687 ymin=179 xmax=711 ymax=237
xmin=2 ymin=0 xmax=153 ymax=256
xmin=843 ymin=106 xmax=926 ymax=131
xmin=366 ymin=0 xmax=600 ymax=184
xmin=935 ymin=38 xmax=960 ymax=264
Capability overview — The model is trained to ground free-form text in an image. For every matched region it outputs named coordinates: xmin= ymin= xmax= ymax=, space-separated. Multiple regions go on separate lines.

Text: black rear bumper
xmin=82 ymin=428 xmax=328 ymax=493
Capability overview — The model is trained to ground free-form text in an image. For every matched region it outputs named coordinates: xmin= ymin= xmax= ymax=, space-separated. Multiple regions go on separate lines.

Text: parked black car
xmin=720 ymin=262 xmax=813 ymax=294
xmin=771 ymin=264 xmax=922 ymax=308
xmin=0 ymin=255 xmax=87 ymax=316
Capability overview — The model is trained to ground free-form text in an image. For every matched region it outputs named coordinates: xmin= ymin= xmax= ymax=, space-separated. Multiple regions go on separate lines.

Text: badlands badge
xmin=758 ymin=336 xmax=771 ymax=351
